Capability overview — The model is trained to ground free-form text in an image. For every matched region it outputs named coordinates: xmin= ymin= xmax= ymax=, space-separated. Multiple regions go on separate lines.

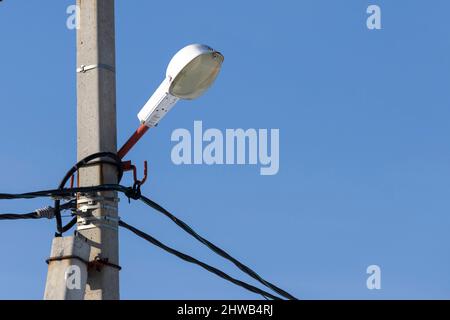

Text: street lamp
xmin=118 ymin=44 xmax=224 ymax=159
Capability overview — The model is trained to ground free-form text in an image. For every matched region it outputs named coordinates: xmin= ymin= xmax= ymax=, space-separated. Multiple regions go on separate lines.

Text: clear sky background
xmin=1 ymin=0 xmax=450 ymax=299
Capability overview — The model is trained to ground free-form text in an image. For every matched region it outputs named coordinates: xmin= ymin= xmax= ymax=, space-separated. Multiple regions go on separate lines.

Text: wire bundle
xmin=0 ymin=153 xmax=297 ymax=300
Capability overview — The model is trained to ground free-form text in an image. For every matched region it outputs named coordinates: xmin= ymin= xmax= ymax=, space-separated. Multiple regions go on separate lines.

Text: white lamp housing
xmin=138 ymin=44 xmax=224 ymax=127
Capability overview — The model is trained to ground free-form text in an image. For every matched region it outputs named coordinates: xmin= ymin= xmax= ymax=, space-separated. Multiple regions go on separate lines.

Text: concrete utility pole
xmin=75 ymin=0 xmax=120 ymax=300
xmin=44 ymin=235 xmax=90 ymax=300
xmin=44 ymin=0 xmax=119 ymax=300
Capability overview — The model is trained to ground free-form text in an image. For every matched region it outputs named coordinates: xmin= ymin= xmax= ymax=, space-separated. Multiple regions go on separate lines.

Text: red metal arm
xmin=117 ymin=124 xmax=149 ymax=159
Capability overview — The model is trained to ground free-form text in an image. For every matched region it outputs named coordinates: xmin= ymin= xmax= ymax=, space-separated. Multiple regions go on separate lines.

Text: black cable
xmin=118 ymin=219 xmax=282 ymax=300
xmin=58 ymin=153 xmax=123 ymax=188
xmin=0 ymin=184 xmax=124 ymax=200
xmin=0 ymin=212 xmax=40 ymax=220
xmin=0 ymin=200 xmax=76 ymax=221
xmin=61 ymin=217 xmax=78 ymax=232
xmin=0 ymin=183 xmax=296 ymax=299
xmin=54 ymin=152 xmax=123 ymax=235
xmin=0 ymin=184 xmax=296 ymax=299
xmin=137 ymin=194 xmax=298 ymax=300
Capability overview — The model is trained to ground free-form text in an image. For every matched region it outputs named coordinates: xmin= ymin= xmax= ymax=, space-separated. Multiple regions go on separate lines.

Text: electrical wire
xmin=0 ymin=184 xmax=124 ymax=200
xmin=0 ymin=212 xmax=41 ymax=220
xmin=0 ymin=200 xmax=76 ymax=221
xmin=0 ymin=186 xmax=287 ymax=299
xmin=137 ymin=194 xmax=298 ymax=300
xmin=0 ymin=183 xmax=296 ymax=299
xmin=0 ymin=148 xmax=298 ymax=299
xmin=54 ymin=152 xmax=123 ymax=235
xmin=118 ymin=219 xmax=282 ymax=300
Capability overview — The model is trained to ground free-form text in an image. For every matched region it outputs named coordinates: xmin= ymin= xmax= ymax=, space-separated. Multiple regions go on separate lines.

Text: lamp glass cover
xmin=169 ymin=53 xmax=224 ymax=100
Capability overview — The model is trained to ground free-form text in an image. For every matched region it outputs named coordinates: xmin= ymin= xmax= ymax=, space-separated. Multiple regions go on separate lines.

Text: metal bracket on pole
xmin=77 ymin=195 xmax=119 ymax=213
xmin=77 ymin=63 xmax=115 ymax=74
xmin=76 ymin=195 xmax=119 ymax=231
xmin=77 ymin=215 xmax=120 ymax=232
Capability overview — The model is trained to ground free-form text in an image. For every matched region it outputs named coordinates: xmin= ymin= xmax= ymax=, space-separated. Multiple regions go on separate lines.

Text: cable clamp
xmin=78 ymin=204 xmax=118 ymax=214
xmin=125 ymin=183 xmax=141 ymax=202
xmin=77 ymin=196 xmax=119 ymax=205
xmin=35 ymin=206 xmax=55 ymax=219
xmin=77 ymin=195 xmax=119 ymax=214
xmin=77 ymin=215 xmax=119 ymax=231
xmin=88 ymin=256 xmax=122 ymax=271
xmin=46 ymin=255 xmax=89 ymax=266
xmin=77 ymin=63 xmax=115 ymax=74
xmin=78 ymin=215 xmax=120 ymax=224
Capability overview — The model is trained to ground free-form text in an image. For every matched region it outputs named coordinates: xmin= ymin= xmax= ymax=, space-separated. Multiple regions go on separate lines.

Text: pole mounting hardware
xmin=76 ymin=63 xmax=115 ymax=74
xmin=122 ymin=160 xmax=148 ymax=187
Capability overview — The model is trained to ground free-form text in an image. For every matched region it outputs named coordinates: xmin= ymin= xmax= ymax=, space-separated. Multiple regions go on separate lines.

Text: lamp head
xmin=137 ymin=44 xmax=224 ymax=127
xmin=166 ymin=44 xmax=224 ymax=100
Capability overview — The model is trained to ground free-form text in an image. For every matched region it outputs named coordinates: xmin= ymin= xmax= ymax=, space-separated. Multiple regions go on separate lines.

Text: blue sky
xmin=1 ymin=0 xmax=450 ymax=299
